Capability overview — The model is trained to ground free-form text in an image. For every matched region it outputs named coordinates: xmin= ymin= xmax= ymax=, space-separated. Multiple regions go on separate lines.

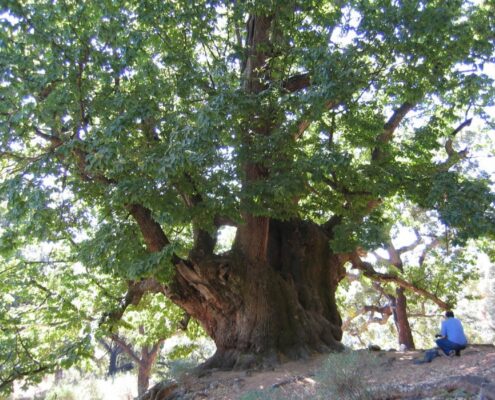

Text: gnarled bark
xmin=168 ymin=219 xmax=346 ymax=369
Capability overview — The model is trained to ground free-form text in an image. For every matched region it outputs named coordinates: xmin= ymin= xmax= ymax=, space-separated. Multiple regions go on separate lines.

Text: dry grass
xmin=314 ymin=350 xmax=384 ymax=400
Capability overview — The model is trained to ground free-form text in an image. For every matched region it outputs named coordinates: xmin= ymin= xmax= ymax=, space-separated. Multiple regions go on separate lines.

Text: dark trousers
xmin=435 ymin=338 xmax=466 ymax=356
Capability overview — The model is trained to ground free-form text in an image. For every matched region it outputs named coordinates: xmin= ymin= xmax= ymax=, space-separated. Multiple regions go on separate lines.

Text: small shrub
xmin=315 ymin=350 xmax=382 ymax=400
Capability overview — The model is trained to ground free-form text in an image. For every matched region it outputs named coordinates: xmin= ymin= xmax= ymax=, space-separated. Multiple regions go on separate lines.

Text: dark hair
xmin=445 ymin=311 xmax=454 ymax=318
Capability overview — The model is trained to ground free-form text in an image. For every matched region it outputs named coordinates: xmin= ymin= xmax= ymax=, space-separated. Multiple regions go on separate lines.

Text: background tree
xmin=99 ymin=339 xmax=132 ymax=377
xmin=340 ymin=203 xmax=480 ymax=349
xmin=102 ymin=293 xmax=189 ymax=397
xmin=1 ymin=0 xmax=494 ymax=370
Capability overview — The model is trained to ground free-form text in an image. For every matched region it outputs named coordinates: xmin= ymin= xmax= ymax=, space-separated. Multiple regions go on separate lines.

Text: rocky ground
xmin=142 ymin=344 xmax=495 ymax=400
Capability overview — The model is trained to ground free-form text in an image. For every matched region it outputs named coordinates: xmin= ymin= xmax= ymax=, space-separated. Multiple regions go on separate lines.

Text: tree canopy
xmin=1 ymin=0 xmax=494 ymax=380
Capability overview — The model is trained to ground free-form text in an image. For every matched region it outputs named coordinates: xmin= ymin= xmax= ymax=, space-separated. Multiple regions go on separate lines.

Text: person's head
xmin=445 ymin=310 xmax=454 ymax=318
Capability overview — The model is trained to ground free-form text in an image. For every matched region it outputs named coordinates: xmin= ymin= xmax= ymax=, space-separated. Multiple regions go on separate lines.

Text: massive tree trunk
xmin=168 ymin=219 xmax=345 ymax=369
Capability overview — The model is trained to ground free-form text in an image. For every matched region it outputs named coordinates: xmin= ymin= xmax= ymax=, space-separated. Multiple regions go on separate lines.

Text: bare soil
xmin=144 ymin=344 xmax=495 ymax=399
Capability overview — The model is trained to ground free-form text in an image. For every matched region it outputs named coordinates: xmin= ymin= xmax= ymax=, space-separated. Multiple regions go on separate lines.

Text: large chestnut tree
xmin=1 ymin=0 xmax=494 ymax=370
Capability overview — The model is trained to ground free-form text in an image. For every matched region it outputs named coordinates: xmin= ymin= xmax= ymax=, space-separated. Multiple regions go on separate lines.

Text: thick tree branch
xmin=348 ymin=253 xmax=449 ymax=309
xmin=126 ymin=204 xmax=171 ymax=253
xmin=110 ymin=334 xmax=142 ymax=365
xmin=321 ymin=214 xmax=343 ymax=237
xmin=35 ymin=134 xmax=182 ymax=270
xmin=102 ymin=278 xmax=167 ymax=325
xmin=386 ymin=242 xmax=403 ymax=270
xmin=418 ymin=237 xmax=441 ymax=267
xmin=445 ymin=119 xmax=472 ymax=157
xmin=36 ymin=127 xmax=175 ymax=261
xmin=438 ymin=118 xmax=472 ymax=172
xmin=294 ymin=100 xmax=338 ymax=140
xmin=451 ymin=118 xmax=473 ymax=137
xmin=383 ymin=102 xmax=415 ymax=138
xmin=34 ymin=127 xmax=63 ymax=147
xmin=98 ymin=338 xmax=113 ymax=353
xmin=410 ymin=118 xmax=470 ymax=174
xmin=243 ymin=14 xmax=273 ymax=93
xmin=34 ymin=127 xmax=114 ymax=184
xmin=372 ymin=102 xmax=415 ymax=161
xmin=282 ymin=73 xmax=310 ymax=92
xmin=36 ymin=80 xmax=61 ymax=101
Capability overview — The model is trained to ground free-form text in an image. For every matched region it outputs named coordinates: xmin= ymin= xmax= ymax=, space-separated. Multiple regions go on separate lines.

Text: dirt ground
xmin=144 ymin=344 xmax=495 ymax=399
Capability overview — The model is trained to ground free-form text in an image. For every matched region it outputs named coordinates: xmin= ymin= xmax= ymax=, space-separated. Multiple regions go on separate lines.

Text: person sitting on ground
xmin=435 ymin=310 xmax=467 ymax=356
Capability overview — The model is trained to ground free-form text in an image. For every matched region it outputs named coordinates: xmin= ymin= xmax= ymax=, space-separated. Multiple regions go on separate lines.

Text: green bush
xmin=315 ymin=350 xmax=382 ymax=400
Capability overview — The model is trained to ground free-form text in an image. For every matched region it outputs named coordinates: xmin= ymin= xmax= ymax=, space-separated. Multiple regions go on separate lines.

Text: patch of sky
xmin=0 ymin=11 xmax=18 ymax=25
xmin=21 ymin=95 xmax=36 ymax=106
xmin=215 ymin=225 xmax=236 ymax=254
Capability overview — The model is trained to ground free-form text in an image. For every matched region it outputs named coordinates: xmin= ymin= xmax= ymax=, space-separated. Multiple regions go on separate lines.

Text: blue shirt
xmin=441 ymin=317 xmax=467 ymax=346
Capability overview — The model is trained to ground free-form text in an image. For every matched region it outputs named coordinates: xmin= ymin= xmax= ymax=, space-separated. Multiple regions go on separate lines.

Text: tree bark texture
xmin=168 ymin=219 xmax=346 ymax=369
xmin=394 ymin=287 xmax=415 ymax=350
xmin=385 ymin=244 xmax=416 ymax=350
xmin=138 ymin=358 xmax=153 ymax=397
xmin=137 ymin=342 xmax=162 ymax=397
xmin=236 ymin=14 xmax=274 ymax=262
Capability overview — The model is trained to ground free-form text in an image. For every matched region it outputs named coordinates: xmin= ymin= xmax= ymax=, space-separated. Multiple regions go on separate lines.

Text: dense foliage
xmin=0 ymin=248 xmax=96 ymax=391
xmin=1 ymin=0 xmax=494 ymax=392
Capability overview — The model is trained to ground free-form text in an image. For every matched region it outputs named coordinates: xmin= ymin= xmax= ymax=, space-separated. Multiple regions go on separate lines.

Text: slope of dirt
xmin=142 ymin=344 xmax=495 ymax=400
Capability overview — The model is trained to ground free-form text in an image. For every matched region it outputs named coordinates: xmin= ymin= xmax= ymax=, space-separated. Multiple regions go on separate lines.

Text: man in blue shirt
xmin=435 ymin=311 xmax=468 ymax=356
